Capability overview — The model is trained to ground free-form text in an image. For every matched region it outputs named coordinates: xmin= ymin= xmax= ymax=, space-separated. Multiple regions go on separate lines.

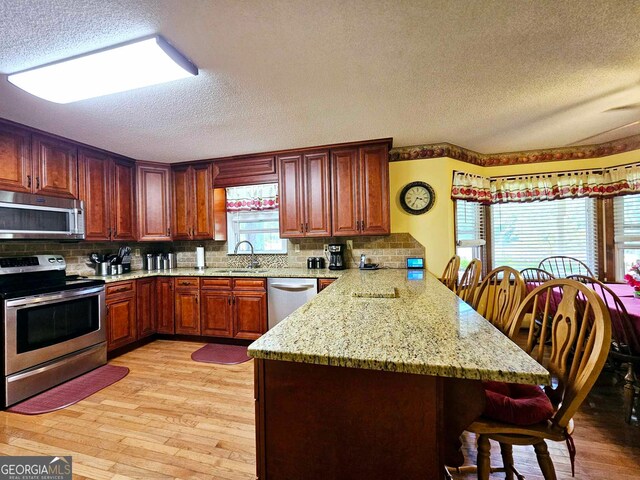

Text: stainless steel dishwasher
xmin=267 ymin=278 xmax=318 ymax=329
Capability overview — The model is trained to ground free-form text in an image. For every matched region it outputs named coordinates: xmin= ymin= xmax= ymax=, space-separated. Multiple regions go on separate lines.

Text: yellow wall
xmin=389 ymin=150 xmax=639 ymax=275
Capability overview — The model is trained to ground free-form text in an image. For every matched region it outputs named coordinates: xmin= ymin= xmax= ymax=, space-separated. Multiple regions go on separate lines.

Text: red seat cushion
xmin=482 ymin=381 xmax=554 ymax=426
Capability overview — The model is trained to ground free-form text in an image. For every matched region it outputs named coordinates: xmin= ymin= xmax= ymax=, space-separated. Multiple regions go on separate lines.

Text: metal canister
xmin=167 ymin=253 xmax=177 ymax=269
xmin=145 ymin=254 xmax=156 ymax=271
xmin=155 ymin=254 xmax=163 ymax=270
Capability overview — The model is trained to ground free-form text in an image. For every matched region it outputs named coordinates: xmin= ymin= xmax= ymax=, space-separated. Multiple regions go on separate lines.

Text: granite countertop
xmin=248 ymin=269 xmax=550 ymax=385
xmin=89 ymin=267 xmax=344 ymax=283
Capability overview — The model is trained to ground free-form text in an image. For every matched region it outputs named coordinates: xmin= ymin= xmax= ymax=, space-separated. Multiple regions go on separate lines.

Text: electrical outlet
xmin=346 ymin=240 xmax=353 ymax=250
xmin=134 ymin=248 xmax=141 ymax=256
xmin=294 ymin=243 xmax=300 ymax=252
xmin=323 ymin=244 xmax=328 ymax=252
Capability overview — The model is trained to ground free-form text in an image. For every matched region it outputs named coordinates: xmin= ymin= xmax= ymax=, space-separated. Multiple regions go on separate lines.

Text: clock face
xmin=400 ymin=182 xmax=435 ymax=215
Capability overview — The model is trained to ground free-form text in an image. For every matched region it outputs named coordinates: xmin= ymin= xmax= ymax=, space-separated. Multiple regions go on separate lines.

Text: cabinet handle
xmin=195 ymin=297 xmax=198 ymax=304
xmin=232 ymin=296 xmax=235 ymax=305
xmin=179 ymin=281 xmax=191 ymax=286
xmin=167 ymin=227 xmax=171 ymax=236
xmin=228 ymin=297 xmax=231 ymax=305
xmin=300 ymin=223 xmax=304 ymax=233
xmin=361 ymin=220 xmax=365 ymax=230
xmin=36 ymin=177 xmax=40 ymax=189
xmin=27 ymin=175 xmax=31 ymax=188
xmin=305 ymin=223 xmax=309 ymax=232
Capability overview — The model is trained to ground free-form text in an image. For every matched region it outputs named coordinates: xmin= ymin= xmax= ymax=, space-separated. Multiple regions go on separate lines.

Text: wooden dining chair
xmin=538 ymin=256 xmax=594 ymax=278
xmin=568 ymin=274 xmax=640 ymax=423
xmin=457 ymin=259 xmax=482 ymax=303
xmin=441 ymin=255 xmax=461 ymax=292
xmin=471 ymin=266 xmax=525 ymax=336
xmin=520 ymin=268 xmax=558 ymax=343
xmin=451 ymin=280 xmax=612 ymax=480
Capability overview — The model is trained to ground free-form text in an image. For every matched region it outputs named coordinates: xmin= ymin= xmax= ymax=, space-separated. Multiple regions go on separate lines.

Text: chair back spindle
xmin=441 ymin=255 xmax=460 ymax=292
xmin=472 ymin=266 xmax=525 ymax=336
xmin=457 ymin=259 xmax=482 ymax=303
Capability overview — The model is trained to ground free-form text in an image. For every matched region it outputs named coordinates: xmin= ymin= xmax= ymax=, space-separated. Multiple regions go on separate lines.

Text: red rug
xmin=191 ymin=343 xmax=251 ymax=364
xmin=7 ymin=365 xmax=129 ymax=415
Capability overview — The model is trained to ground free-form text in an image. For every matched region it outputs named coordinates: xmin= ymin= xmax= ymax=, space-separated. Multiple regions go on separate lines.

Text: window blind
xmin=491 ymin=197 xmax=598 ymax=273
xmin=455 ymin=200 xmax=486 ymax=273
xmin=614 ymin=194 xmax=640 ymax=278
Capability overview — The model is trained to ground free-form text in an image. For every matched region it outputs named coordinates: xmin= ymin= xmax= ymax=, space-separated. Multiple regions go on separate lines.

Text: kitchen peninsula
xmin=248 ymin=269 xmax=549 ymax=479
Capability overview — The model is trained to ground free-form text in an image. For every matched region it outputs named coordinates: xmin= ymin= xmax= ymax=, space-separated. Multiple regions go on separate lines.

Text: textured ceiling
xmin=1 ymin=0 xmax=640 ymax=163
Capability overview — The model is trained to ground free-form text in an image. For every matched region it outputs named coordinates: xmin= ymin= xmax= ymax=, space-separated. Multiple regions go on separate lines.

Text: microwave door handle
xmin=73 ymin=208 xmax=78 ymax=233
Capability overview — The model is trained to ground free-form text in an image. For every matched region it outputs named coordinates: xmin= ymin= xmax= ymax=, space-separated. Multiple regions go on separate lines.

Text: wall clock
xmin=399 ymin=181 xmax=436 ymax=215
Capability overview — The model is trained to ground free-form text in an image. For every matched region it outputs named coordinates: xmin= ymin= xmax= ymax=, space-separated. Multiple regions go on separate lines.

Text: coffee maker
xmin=328 ymin=244 xmax=346 ymax=270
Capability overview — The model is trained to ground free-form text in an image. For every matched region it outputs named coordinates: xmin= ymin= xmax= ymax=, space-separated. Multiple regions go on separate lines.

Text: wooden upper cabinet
xmin=32 ymin=134 xmax=78 ymax=199
xmin=78 ymin=149 xmax=111 ymax=240
xmin=171 ymin=166 xmax=192 ymax=240
xmin=171 ymin=163 xmax=215 ymax=240
xmin=359 ymin=144 xmax=390 ymax=235
xmin=278 ymin=154 xmax=304 ymax=237
xmin=331 ymin=143 xmax=390 ymax=236
xmin=0 ymin=123 xmax=31 ymax=193
xmin=214 ymin=155 xmax=277 ymax=187
xmin=192 ymin=163 xmax=214 ymax=239
xmin=111 ymin=158 xmax=137 ymax=241
xmin=137 ymin=163 xmax=171 ymax=241
xmin=278 ymin=150 xmax=331 ymax=238
xmin=303 ymin=151 xmax=331 ymax=237
xmin=331 ymin=148 xmax=360 ymax=236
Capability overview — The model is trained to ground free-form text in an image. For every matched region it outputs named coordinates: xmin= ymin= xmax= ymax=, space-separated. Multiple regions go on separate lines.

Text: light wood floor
xmin=0 ymin=339 xmax=638 ymax=479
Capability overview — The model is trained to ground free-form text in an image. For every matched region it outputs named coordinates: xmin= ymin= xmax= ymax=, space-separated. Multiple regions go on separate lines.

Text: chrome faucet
xmin=233 ymin=240 xmax=260 ymax=268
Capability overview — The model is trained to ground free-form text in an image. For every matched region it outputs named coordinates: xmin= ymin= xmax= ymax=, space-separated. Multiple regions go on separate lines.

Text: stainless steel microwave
xmin=0 ymin=190 xmax=85 ymax=240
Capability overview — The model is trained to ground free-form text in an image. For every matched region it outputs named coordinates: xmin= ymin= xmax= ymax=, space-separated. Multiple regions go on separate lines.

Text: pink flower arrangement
xmin=624 ymin=260 xmax=640 ymax=292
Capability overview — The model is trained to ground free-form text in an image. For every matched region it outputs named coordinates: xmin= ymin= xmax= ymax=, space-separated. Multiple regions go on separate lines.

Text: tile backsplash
xmin=0 ymin=233 xmax=425 ymax=275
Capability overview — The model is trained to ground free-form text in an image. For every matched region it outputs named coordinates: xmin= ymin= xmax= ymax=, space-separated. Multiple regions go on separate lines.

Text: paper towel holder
xmin=195 ymin=244 xmax=206 ymax=271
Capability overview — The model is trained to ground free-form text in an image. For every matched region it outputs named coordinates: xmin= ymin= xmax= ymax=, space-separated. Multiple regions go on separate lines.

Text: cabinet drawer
xmin=175 ymin=277 xmax=199 ymax=289
xmin=106 ymin=281 xmax=136 ymax=297
xmin=201 ymin=277 xmax=233 ymax=290
xmin=233 ymin=278 xmax=266 ymax=291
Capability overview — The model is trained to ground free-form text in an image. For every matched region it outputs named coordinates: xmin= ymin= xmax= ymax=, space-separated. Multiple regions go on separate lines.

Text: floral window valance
xmin=451 ymin=164 xmax=640 ymax=204
xmin=226 ymin=183 xmax=279 ymax=211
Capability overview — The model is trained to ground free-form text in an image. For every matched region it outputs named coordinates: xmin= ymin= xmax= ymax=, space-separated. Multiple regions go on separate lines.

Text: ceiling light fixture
xmin=7 ymin=35 xmax=198 ymax=104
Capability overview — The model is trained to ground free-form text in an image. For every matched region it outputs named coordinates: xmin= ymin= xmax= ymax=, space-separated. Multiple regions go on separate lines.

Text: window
xmin=491 ymin=197 xmax=597 ymax=273
xmin=455 ymin=200 xmax=486 ymax=275
xmin=614 ymin=194 xmax=640 ymax=280
xmin=226 ymin=184 xmax=287 ymax=255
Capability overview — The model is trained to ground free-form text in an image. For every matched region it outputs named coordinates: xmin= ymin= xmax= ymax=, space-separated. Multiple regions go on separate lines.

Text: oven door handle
xmin=5 ymin=286 xmax=105 ymax=308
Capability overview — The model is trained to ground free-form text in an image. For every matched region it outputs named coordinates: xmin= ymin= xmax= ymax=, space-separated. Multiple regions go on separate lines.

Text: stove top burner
xmin=0 ymin=254 xmax=104 ymax=299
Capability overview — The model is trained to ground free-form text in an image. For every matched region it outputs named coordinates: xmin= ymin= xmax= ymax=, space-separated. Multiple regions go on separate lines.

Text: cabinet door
xmin=303 ymin=151 xmax=331 ymax=237
xmin=359 ymin=144 xmax=390 ymax=235
xmin=172 ymin=166 xmax=192 ymax=239
xmin=32 ymin=134 xmax=78 ymax=199
xmin=331 ymin=148 xmax=360 ymax=236
xmin=78 ymin=149 xmax=111 ymax=241
xmin=156 ymin=278 xmax=175 ymax=334
xmin=175 ymin=289 xmax=200 ymax=335
xmin=0 ymin=124 xmax=31 ymax=193
xmin=137 ymin=163 xmax=172 ymax=241
xmin=106 ymin=295 xmax=137 ymax=351
xmin=318 ymin=278 xmax=335 ymax=292
xmin=192 ymin=163 xmax=214 ymax=239
xmin=136 ymin=278 xmax=156 ymax=339
xmin=233 ymin=291 xmax=267 ymax=340
xmin=111 ymin=159 xmax=137 ymax=240
xmin=278 ymin=154 xmax=304 ymax=237
xmin=201 ymin=291 xmax=233 ymax=337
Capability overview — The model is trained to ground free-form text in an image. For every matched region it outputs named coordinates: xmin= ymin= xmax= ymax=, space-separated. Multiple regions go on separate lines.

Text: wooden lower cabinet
xmin=156 ymin=277 xmax=175 ymax=334
xmin=200 ymin=277 xmax=267 ymax=339
xmin=233 ymin=291 xmax=267 ymax=339
xmin=175 ymin=278 xmax=200 ymax=335
xmin=136 ymin=278 xmax=156 ymax=339
xmin=201 ymin=290 xmax=234 ymax=337
xmin=318 ymin=278 xmax=335 ymax=292
xmin=105 ymin=281 xmax=137 ymax=351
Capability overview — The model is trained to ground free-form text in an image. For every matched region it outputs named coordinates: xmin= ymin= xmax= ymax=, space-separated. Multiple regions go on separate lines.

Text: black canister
xmin=307 ymin=257 xmax=318 ymax=269
xmin=316 ymin=257 xmax=325 ymax=269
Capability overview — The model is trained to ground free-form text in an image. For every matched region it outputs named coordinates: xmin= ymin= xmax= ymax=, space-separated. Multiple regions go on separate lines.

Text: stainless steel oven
xmin=0 ymin=255 xmax=106 ymax=407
